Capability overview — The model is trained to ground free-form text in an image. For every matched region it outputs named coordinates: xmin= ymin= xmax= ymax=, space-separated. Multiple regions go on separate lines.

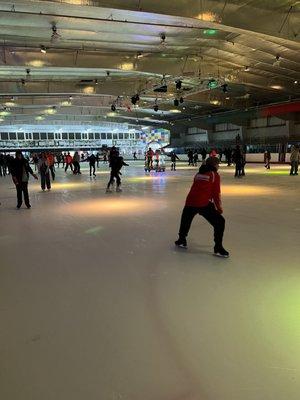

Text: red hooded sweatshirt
xmin=185 ymin=166 xmax=222 ymax=211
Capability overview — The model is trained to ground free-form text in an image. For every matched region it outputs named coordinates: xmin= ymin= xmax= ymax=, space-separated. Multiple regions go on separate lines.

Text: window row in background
xmin=0 ymin=132 xmax=141 ymax=141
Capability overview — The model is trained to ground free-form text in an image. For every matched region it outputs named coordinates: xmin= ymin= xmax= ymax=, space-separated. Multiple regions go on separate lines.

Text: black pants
xmin=171 ymin=161 xmax=176 ymax=171
xmin=41 ymin=172 xmax=51 ymax=190
xmin=178 ymin=203 xmax=225 ymax=248
xmin=235 ymin=162 xmax=242 ymax=177
xmin=65 ymin=163 xmax=73 ymax=172
xmin=90 ymin=164 xmax=96 ymax=176
xmin=107 ymin=170 xmax=121 ymax=188
xmin=49 ymin=165 xmax=55 ymax=180
xmin=16 ymin=182 xmax=30 ymax=207
xmin=73 ymin=161 xmax=80 ymax=174
xmin=290 ymin=161 xmax=299 ymax=175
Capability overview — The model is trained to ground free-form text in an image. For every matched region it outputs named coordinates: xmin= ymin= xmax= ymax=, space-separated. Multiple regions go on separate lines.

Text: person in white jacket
xmin=290 ymin=145 xmax=300 ymax=176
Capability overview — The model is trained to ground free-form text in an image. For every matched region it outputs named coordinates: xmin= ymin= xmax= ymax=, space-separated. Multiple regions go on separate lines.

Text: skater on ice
xmin=106 ymin=149 xmax=129 ymax=193
xmin=175 ymin=156 xmax=229 ymax=258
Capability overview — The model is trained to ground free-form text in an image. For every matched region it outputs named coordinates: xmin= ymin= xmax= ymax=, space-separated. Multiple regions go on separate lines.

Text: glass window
xmin=48 ymin=132 xmax=54 ymax=139
xmin=101 ymin=133 xmax=106 ymax=139
xmin=69 ymin=132 xmax=75 ymax=140
xmin=95 ymin=132 xmax=101 ymax=139
xmin=33 ymin=132 xmax=39 ymax=140
xmin=75 ymin=132 xmax=81 ymax=140
xmin=25 ymin=132 xmax=32 ymax=140
xmin=119 ymin=133 xmax=124 ymax=139
xmin=135 ymin=132 xmax=140 ymax=139
xmin=54 ymin=132 xmax=62 ymax=140
xmin=62 ymin=133 xmax=68 ymax=139
xmin=1 ymin=132 xmax=9 ymax=140
xmin=40 ymin=132 xmax=47 ymax=139
xmin=9 ymin=132 xmax=17 ymax=140
xmin=124 ymin=133 xmax=129 ymax=139
xmin=113 ymin=133 xmax=118 ymax=140
xmin=81 ymin=132 xmax=88 ymax=140
xmin=88 ymin=132 xmax=94 ymax=140
xmin=107 ymin=133 xmax=112 ymax=139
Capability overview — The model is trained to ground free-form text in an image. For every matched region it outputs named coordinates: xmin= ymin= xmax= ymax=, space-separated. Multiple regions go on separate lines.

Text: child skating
xmin=175 ymin=156 xmax=229 ymax=257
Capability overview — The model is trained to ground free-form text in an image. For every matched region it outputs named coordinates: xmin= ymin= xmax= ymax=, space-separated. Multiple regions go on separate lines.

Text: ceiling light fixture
xmin=111 ymin=104 xmax=116 ymax=112
xmin=40 ymin=45 xmax=47 ymax=54
xmin=160 ymin=32 xmax=166 ymax=44
xmin=179 ymin=97 xmax=184 ymax=103
xmin=244 ymin=66 xmax=250 ymax=72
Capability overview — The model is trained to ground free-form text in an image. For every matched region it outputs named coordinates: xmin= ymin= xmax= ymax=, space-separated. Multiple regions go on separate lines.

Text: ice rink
xmin=0 ymin=161 xmax=299 ymax=400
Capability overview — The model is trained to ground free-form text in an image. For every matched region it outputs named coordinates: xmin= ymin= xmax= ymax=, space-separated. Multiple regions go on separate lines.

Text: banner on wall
xmin=140 ymin=129 xmax=170 ymax=146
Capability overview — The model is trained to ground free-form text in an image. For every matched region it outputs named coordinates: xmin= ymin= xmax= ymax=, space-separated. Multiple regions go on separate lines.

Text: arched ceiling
xmin=0 ymin=0 xmax=299 ymax=128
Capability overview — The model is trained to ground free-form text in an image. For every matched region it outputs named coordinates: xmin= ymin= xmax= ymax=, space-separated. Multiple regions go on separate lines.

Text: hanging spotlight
xmin=154 ymin=104 xmax=159 ymax=112
xmin=111 ymin=104 xmax=116 ymax=112
xmin=221 ymin=84 xmax=228 ymax=93
xmin=131 ymin=96 xmax=137 ymax=105
xmin=95 ymin=79 xmax=98 ymax=85
xmin=40 ymin=45 xmax=47 ymax=54
xmin=175 ymin=80 xmax=182 ymax=90
xmin=160 ymin=32 xmax=166 ymax=44
xmin=21 ymin=79 xmax=25 ymax=86
xmin=69 ymin=95 xmax=73 ymax=100
xmin=179 ymin=97 xmax=184 ymax=103
xmin=244 ymin=66 xmax=250 ymax=72
xmin=26 ymin=68 xmax=31 ymax=76
xmin=174 ymin=99 xmax=179 ymax=107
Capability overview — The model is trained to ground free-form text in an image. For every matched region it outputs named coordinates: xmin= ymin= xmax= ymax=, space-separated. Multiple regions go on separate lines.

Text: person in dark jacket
xmin=11 ymin=150 xmax=38 ymax=208
xmin=232 ymin=145 xmax=244 ymax=178
xmin=87 ymin=153 xmax=97 ymax=177
xmin=169 ymin=151 xmax=180 ymax=171
xmin=175 ymin=156 xmax=229 ymax=257
xmin=106 ymin=151 xmax=129 ymax=192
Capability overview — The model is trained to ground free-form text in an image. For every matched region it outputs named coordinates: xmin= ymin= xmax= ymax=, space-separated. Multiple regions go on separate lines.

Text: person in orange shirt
xmin=46 ymin=152 xmax=55 ymax=181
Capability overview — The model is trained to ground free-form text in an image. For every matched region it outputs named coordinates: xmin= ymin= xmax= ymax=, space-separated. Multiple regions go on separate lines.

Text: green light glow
xmin=203 ymin=29 xmax=217 ymax=35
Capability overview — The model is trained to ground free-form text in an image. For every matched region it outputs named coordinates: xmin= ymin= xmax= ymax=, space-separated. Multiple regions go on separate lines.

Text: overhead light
xmin=273 ymin=55 xmax=281 ymax=66
xmin=69 ymin=96 xmax=73 ymax=100
xmin=175 ymin=80 xmax=182 ymax=90
xmin=60 ymin=101 xmax=71 ymax=106
xmin=179 ymin=97 xmax=184 ymax=103
xmin=244 ymin=66 xmax=250 ymax=72
xmin=174 ymin=99 xmax=179 ymax=107
xmin=169 ymin=109 xmax=181 ymax=113
xmin=26 ymin=68 xmax=31 ymax=76
xmin=111 ymin=104 xmax=116 ymax=112
xmin=35 ymin=116 xmax=45 ymax=121
xmin=137 ymin=52 xmax=143 ymax=59
xmin=270 ymin=85 xmax=283 ymax=90
xmin=95 ymin=79 xmax=98 ymax=85
xmin=21 ymin=79 xmax=25 ymax=86
xmin=40 ymin=45 xmax=47 ymax=54
xmin=154 ymin=104 xmax=159 ymax=112
xmin=226 ymin=96 xmax=230 ymax=100
xmin=210 ymin=100 xmax=221 ymax=105
xmin=294 ymin=80 xmax=298 ymax=84
xmin=107 ymin=112 xmax=116 ymax=117
xmin=4 ymin=101 xmax=16 ymax=107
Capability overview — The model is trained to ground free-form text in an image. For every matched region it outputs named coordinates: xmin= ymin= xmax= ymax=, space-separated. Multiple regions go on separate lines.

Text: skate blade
xmin=213 ymin=253 xmax=229 ymax=258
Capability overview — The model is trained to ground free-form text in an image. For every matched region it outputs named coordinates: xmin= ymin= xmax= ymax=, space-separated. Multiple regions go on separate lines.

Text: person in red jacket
xmin=175 ymin=156 xmax=229 ymax=257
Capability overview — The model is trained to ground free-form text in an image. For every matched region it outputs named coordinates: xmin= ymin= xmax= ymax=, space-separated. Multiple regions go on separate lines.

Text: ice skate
xmin=116 ymin=186 xmax=122 ymax=192
xmin=175 ymin=238 xmax=187 ymax=249
xmin=214 ymin=246 xmax=229 ymax=258
xmin=106 ymin=187 xmax=112 ymax=193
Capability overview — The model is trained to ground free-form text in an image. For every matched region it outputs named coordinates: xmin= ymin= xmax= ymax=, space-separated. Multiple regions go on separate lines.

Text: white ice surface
xmin=0 ymin=161 xmax=300 ymax=400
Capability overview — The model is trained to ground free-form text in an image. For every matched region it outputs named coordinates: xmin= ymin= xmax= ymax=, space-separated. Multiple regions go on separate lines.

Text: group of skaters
xmin=187 ymin=146 xmax=246 ymax=178
xmin=144 ymin=148 xmax=180 ymax=172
